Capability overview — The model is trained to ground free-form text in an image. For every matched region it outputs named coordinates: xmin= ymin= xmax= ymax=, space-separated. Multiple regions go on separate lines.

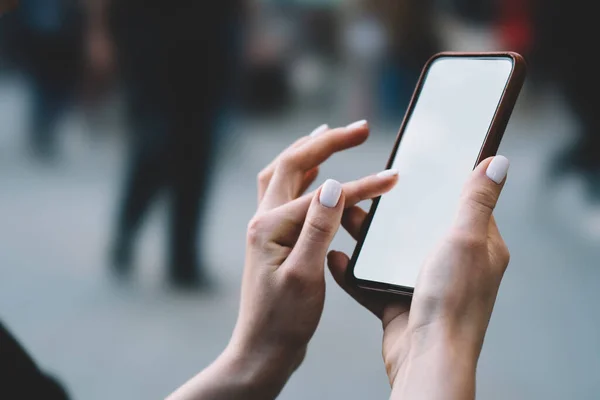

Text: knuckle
xmin=464 ymin=186 xmax=497 ymax=214
xmin=384 ymin=358 xmax=397 ymax=382
xmin=496 ymin=241 xmax=511 ymax=267
xmin=280 ymin=265 xmax=307 ymax=287
xmin=280 ymin=264 xmax=322 ymax=291
xmin=305 ymin=216 xmax=335 ymax=241
xmin=449 ymin=231 xmax=486 ymax=252
xmin=278 ymin=150 xmax=302 ymax=172
xmin=257 ymin=170 xmax=270 ymax=186
xmin=246 ymin=215 xmax=268 ymax=246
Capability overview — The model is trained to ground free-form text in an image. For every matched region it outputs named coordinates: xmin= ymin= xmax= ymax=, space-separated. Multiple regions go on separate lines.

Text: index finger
xmin=284 ymin=121 xmax=369 ymax=172
xmin=257 ymin=124 xmax=329 ymax=202
xmin=259 ymin=121 xmax=370 ymax=211
xmin=266 ymin=169 xmax=399 ymax=242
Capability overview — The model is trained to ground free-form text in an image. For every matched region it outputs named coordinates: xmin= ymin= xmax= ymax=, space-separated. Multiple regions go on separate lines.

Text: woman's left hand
xmin=168 ymin=121 xmax=399 ymax=399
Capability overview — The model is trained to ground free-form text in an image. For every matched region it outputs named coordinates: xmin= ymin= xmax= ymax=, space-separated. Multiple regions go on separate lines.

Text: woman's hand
xmin=168 ymin=121 xmax=399 ymax=400
xmin=328 ymin=156 xmax=512 ymax=400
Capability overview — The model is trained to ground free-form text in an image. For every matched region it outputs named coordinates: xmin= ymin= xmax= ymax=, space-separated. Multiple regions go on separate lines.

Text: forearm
xmin=167 ymin=345 xmax=297 ymax=400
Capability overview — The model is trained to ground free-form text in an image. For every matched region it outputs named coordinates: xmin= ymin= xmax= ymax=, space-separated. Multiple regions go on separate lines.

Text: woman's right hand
xmin=328 ymin=156 xmax=512 ymax=399
xmin=168 ymin=120 xmax=400 ymax=400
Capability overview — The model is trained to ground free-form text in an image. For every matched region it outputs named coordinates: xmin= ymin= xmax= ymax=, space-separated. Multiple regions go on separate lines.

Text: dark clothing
xmin=109 ymin=2 xmax=242 ymax=278
xmin=0 ymin=323 xmax=69 ymax=400
xmin=532 ymin=0 xmax=600 ymax=199
xmin=2 ymin=0 xmax=83 ymax=159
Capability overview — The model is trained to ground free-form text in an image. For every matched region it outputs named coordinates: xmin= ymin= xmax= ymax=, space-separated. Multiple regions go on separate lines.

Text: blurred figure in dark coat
xmin=2 ymin=0 xmax=83 ymax=161
xmin=530 ymin=0 xmax=600 ymax=201
xmin=369 ymin=0 xmax=440 ymax=118
xmin=87 ymin=1 xmax=243 ymax=288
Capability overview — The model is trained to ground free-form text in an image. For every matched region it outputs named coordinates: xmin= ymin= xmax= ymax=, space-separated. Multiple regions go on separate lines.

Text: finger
xmin=488 ymin=215 xmax=501 ymax=241
xmin=262 ymin=170 xmax=399 ymax=247
xmin=298 ymin=167 xmax=320 ymax=196
xmin=257 ymin=131 xmax=320 ymax=203
xmin=342 ymin=169 xmax=399 ymax=206
xmin=327 ymin=250 xmax=406 ymax=320
xmin=454 ymin=156 xmax=509 ymax=235
xmin=287 ymin=121 xmax=369 ymax=171
xmin=257 ymin=124 xmax=329 ymax=203
xmin=342 ymin=206 xmax=368 ymax=240
xmin=488 ymin=215 xmax=511 ymax=274
xmin=260 ymin=121 xmax=369 ymax=211
xmin=286 ymin=169 xmax=399 ymax=220
xmin=282 ymin=180 xmax=345 ymax=276
xmin=487 ymin=216 xmax=506 ymax=257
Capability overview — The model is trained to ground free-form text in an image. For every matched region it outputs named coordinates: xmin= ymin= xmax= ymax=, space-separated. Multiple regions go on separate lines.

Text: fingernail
xmin=310 ymin=124 xmax=329 ymax=137
xmin=377 ymin=169 xmax=399 ymax=178
xmin=319 ymin=179 xmax=342 ymax=208
xmin=486 ymin=155 xmax=510 ymax=184
xmin=345 ymin=120 xmax=368 ymax=130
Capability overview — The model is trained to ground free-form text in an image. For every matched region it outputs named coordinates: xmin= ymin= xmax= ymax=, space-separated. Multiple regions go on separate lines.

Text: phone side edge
xmin=342 ymin=54 xmax=454 ymax=296
xmin=476 ymin=52 xmax=528 ymax=163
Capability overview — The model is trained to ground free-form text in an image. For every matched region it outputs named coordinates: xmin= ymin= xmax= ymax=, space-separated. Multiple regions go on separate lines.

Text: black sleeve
xmin=0 ymin=323 xmax=69 ymax=400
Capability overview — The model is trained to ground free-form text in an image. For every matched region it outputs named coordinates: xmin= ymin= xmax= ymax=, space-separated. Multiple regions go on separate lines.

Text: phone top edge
xmin=427 ymin=51 xmax=525 ymax=59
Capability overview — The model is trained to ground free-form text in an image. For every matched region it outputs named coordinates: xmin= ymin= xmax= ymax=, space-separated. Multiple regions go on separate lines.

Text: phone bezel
xmin=347 ymin=52 xmax=527 ymax=296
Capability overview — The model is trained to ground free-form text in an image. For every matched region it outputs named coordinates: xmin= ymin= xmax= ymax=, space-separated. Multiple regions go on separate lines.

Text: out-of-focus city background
xmin=1 ymin=0 xmax=600 ymax=399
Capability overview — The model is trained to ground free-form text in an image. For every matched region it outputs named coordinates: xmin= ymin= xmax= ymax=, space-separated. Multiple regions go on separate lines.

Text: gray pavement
xmin=1 ymin=77 xmax=600 ymax=400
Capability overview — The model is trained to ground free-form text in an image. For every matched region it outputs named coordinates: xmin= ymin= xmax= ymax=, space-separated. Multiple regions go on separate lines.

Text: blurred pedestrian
xmin=367 ymin=0 xmax=440 ymax=119
xmin=2 ymin=0 xmax=84 ymax=161
xmin=530 ymin=0 xmax=600 ymax=201
xmin=89 ymin=1 xmax=244 ymax=288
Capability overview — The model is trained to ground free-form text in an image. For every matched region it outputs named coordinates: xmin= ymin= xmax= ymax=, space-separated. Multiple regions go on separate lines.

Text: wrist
xmin=409 ymin=321 xmax=481 ymax=366
xmin=389 ymin=325 xmax=479 ymax=399
xmin=168 ymin=344 xmax=300 ymax=400
xmin=218 ymin=342 xmax=302 ymax=398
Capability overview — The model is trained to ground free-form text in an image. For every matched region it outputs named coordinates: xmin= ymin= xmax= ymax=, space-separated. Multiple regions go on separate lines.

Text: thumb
xmin=285 ymin=179 xmax=345 ymax=272
xmin=454 ymin=156 xmax=510 ymax=234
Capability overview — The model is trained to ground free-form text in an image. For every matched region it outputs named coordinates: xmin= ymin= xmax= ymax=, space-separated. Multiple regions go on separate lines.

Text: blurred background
xmin=1 ymin=0 xmax=600 ymax=398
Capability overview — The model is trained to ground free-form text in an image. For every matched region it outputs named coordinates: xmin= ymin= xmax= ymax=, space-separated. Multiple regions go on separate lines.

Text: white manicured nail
xmin=377 ymin=169 xmax=399 ymax=178
xmin=319 ymin=179 xmax=342 ymax=208
xmin=310 ymin=124 xmax=329 ymax=137
xmin=486 ymin=155 xmax=510 ymax=184
xmin=345 ymin=120 xmax=368 ymax=130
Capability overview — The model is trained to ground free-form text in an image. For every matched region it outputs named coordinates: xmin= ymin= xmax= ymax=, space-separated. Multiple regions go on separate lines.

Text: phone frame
xmin=347 ymin=51 xmax=527 ymax=296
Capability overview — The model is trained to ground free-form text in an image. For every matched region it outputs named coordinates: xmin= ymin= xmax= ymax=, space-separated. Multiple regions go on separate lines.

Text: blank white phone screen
xmin=353 ymin=57 xmax=513 ymax=289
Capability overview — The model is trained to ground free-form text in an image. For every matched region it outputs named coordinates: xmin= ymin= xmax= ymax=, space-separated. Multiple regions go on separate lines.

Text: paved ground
xmin=1 ymin=74 xmax=600 ymax=400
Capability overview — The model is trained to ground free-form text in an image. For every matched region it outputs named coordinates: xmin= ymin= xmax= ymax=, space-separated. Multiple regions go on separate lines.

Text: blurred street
xmin=1 ymin=72 xmax=600 ymax=400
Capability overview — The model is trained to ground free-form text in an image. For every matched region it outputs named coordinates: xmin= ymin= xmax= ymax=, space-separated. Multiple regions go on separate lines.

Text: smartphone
xmin=348 ymin=52 xmax=526 ymax=296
